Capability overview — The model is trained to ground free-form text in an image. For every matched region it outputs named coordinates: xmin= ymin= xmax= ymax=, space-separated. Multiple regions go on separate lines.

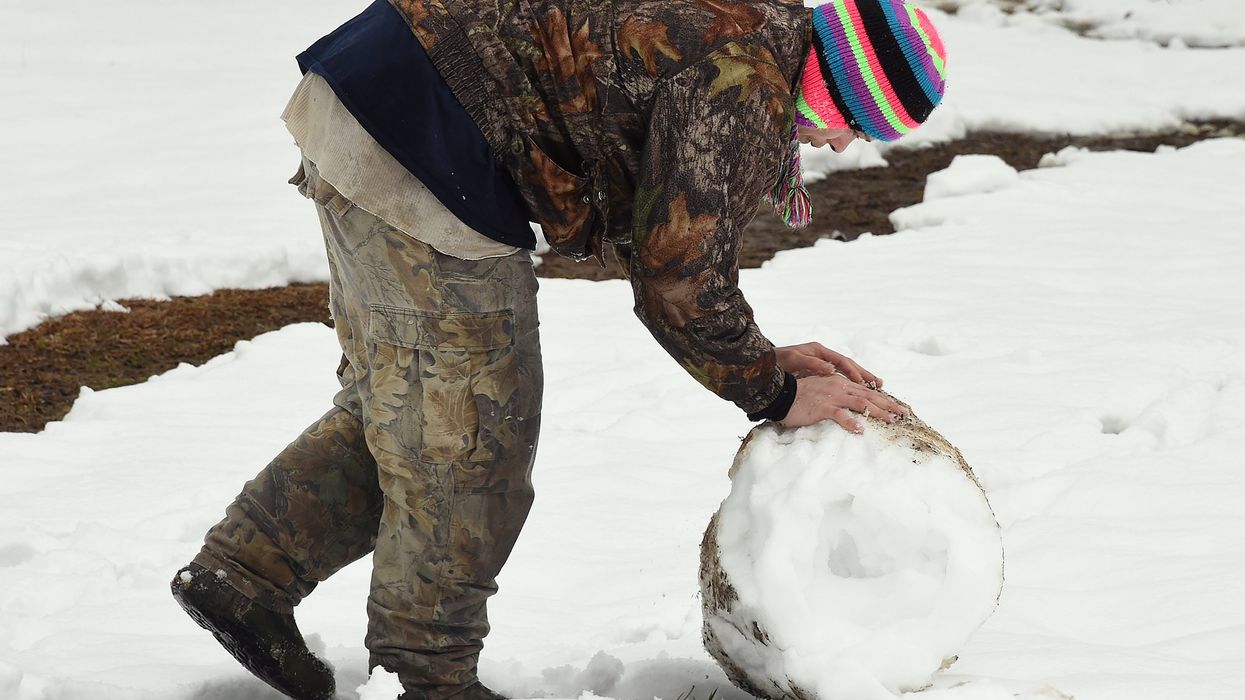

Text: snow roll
xmin=700 ymin=406 xmax=1004 ymax=700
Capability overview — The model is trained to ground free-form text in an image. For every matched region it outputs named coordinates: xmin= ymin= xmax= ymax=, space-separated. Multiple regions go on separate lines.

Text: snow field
xmin=4 ymin=0 xmax=1245 ymax=697
xmin=5 ymin=1 xmax=1245 ymax=337
xmin=934 ymin=0 xmax=1245 ymax=47
xmin=705 ymin=419 xmax=1003 ymax=699
xmin=0 ymin=0 xmax=345 ymax=341
xmin=883 ymin=5 xmax=1245 ymax=148
xmin=2 ymin=138 xmax=1244 ymax=699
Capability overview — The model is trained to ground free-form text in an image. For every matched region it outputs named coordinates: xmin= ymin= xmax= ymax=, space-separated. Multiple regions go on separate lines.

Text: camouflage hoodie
xmin=389 ymin=0 xmax=810 ymax=416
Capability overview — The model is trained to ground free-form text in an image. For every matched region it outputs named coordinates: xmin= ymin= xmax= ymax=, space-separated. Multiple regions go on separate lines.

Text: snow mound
xmin=357 ymin=667 xmax=404 ymax=700
xmin=700 ymin=414 xmax=1003 ymax=700
xmin=924 ymin=155 xmax=1020 ymax=201
xmin=1037 ymin=146 xmax=1094 ymax=168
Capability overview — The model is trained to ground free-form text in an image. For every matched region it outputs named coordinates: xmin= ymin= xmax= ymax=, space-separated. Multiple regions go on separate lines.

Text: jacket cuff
xmin=746 ymin=372 xmax=797 ymax=422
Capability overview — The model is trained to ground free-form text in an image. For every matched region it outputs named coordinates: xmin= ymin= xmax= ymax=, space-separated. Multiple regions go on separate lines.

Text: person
xmin=170 ymin=0 xmax=948 ymax=698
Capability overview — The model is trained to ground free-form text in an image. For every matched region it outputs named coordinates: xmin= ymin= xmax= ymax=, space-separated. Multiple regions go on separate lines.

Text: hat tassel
xmin=766 ymin=123 xmax=812 ymax=229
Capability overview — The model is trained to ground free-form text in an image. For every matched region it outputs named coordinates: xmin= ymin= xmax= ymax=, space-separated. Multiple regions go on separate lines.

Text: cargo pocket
xmin=367 ymin=305 xmax=533 ymax=622
xmin=366 ymin=305 xmax=518 ymax=471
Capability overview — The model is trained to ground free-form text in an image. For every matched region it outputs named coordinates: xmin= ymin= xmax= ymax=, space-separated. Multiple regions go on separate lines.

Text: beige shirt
xmin=281 ymin=72 xmax=521 ymax=260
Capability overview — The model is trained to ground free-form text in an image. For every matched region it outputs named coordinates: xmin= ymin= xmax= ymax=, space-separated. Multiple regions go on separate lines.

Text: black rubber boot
xmin=171 ymin=563 xmax=336 ymax=700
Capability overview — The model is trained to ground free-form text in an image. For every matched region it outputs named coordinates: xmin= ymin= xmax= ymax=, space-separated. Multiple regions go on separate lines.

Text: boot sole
xmin=172 ymin=579 xmax=336 ymax=700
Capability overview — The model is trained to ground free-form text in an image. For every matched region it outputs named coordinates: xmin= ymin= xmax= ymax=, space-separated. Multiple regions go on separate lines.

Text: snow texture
xmin=923 ymin=156 xmax=1021 ymax=201
xmin=5 ymin=1 xmax=1245 ymax=338
xmin=936 ymin=0 xmax=1245 ymax=47
xmin=356 ymin=667 xmax=404 ymax=700
xmin=3 ymin=0 xmax=1245 ymax=698
xmin=703 ymin=419 xmax=1003 ymax=700
xmin=2 ymin=138 xmax=1244 ymax=699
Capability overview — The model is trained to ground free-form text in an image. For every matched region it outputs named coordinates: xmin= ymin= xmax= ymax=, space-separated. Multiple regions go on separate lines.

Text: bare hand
xmin=775 ymin=342 xmax=884 ymax=388
xmin=779 ymin=374 xmax=910 ymax=432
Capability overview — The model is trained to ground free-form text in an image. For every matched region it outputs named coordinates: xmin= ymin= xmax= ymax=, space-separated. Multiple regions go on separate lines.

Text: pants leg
xmin=191 ymin=161 xmax=384 ymax=612
xmin=194 ymin=404 xmax=382 ymax=613
xmin=308 ymin=158 xmax=543 ymax=695
xmin=194 ymin=156 xmax=542 ymax=695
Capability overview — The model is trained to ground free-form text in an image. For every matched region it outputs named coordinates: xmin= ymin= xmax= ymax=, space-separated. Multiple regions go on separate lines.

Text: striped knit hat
xmin=767 ymin=0 xmax=947 ymax=227
xmin=798 ymin=0 xmax=948 ymax=141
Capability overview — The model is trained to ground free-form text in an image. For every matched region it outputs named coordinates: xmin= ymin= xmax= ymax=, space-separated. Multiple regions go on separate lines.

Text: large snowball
xmin=700 ymin=412 xmax=1003 ymax=700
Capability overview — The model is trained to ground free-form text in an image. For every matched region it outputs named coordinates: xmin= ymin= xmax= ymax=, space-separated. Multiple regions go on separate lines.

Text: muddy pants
xmin=193 ymin=158 xmax=543 ymax=697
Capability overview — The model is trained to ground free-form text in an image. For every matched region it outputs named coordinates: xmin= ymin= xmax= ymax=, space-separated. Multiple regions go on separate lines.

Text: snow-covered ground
xmin=4 ymin=1 xmax=1245 ymax=698
xmin=936 ymin=0 xmax=1245 ymax=47
xmin=3 ymin=0 xmax=1245 ymax=338
xmin=3 ymin=137 xmax=1245 ymax=699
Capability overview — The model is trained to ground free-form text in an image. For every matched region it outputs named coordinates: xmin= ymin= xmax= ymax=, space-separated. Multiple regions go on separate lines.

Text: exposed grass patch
xmin=3 ymin=122 xmax=1240 ymax=432
xmin=0 ymin=285 xmax=331 ymax=432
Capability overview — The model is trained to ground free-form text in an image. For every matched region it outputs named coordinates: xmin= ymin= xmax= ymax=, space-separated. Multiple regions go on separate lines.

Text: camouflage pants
xmin=193 ymin=157 xmax=543 ymax=697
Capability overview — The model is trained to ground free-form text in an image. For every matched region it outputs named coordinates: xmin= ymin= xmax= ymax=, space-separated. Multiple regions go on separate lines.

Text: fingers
xmin=858 ymin=366 xmax=884 ymax=389
xmin=783 ymin=355 xmax=831 ymax=378
xmin=782 ymin=375 xmax=911 ymax=431
xmin=803 ymin=358 xmax=840 ymax=379
xmin=831 ymin=407 xmax=863 ymax=434
xmin=804 ymin=343 xmax=884 ymax=388
xmin=833 ymin=353 xmax=883 ymax=388
xmin=846 ymin=384 xmax=909 ymax=420
xmin=837 ymin=361 xmax=869 ymax=386
xmin=776 ymin=344 xmax=834 ymax=378
xmin=841 ymin=393 xmax=902 ymax=425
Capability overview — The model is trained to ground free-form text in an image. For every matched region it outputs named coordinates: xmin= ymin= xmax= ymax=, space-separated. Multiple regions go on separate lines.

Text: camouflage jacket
xmin=389 ymin=0 xmax=810 ymax=416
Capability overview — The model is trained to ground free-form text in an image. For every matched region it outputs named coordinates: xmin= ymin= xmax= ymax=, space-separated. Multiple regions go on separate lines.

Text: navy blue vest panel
xmin=297 ymin=0 xmax=536 ymax=249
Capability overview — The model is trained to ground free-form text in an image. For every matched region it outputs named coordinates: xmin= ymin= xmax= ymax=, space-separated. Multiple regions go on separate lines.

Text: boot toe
xmin=171 ymin=563 xmax=336 ymax=700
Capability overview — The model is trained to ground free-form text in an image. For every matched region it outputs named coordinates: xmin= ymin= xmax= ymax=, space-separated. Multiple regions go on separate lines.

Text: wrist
xmin=746 ymin=372 xmax=798 ymax=422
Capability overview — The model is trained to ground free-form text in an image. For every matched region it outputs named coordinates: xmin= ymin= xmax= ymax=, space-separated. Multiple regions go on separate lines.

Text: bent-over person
xmin=171 ymin=0 xmax=948 ymax=697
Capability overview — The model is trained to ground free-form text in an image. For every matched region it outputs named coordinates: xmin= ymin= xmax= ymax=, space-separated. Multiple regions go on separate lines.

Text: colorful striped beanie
xmin=768 ymin=0 xmax=947 ymax=227
xmin=798 ymin=0 xmax=947 ymax=141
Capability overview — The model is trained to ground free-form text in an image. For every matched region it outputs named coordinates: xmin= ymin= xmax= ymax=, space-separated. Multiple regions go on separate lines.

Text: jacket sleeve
xmin=627 ymin=42 xmax=795 ymax=417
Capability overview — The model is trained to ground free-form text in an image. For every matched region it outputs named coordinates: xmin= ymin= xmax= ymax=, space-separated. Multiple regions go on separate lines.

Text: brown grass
xmin=0 ymin=285 xmax=331 ymax=432
xmin=3 ymin=123 xmax=1239 ymax=432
